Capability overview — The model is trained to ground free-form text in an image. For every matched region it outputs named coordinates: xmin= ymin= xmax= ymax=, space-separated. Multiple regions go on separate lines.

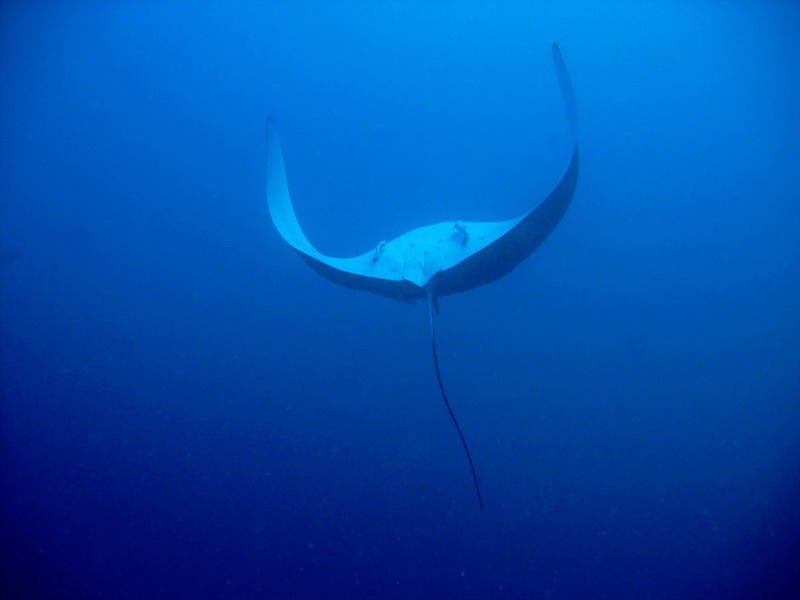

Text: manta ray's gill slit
xmin=428 ymin=290 xmax=484 ymax=512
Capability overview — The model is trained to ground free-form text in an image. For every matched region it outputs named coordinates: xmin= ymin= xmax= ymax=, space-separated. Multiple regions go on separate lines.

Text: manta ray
xmin=267 ymin=43 xmax=579 ymax=511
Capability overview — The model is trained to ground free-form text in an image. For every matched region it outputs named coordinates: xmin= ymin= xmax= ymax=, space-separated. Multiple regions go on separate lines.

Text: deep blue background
xmin=2 ymin=2 xmax=799 ymax=598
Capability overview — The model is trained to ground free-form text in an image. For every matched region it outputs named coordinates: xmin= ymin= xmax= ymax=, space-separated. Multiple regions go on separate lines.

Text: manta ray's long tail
xmin=428 ymin=293 xmax=484 ymax=512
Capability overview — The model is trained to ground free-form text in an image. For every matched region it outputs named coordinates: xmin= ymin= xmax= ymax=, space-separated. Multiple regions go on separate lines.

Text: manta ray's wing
xmin=267 ymin=43 xmax=578 ymax=300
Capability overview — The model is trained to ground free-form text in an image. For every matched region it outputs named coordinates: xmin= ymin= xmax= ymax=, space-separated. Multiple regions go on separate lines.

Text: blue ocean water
xmin=2 ymin=1 xmax=799 ymax=598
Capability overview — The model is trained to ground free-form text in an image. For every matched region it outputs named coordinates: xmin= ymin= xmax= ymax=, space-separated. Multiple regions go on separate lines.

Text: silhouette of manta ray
xmin=267 ymin=43 xmax=579 ymax=512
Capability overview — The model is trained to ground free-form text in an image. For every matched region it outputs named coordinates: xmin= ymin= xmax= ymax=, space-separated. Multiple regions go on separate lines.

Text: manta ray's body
xmin=267 ymin=44 xmax=579 ymax=511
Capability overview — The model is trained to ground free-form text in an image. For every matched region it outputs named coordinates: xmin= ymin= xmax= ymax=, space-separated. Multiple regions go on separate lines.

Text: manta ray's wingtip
xmin=551 ymin=42 xmax=565 ymax=65
xmin=266 ymin=116 xmax=283 ymax=153
xmin=550 ymin=42 xmax=577 ymax=141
